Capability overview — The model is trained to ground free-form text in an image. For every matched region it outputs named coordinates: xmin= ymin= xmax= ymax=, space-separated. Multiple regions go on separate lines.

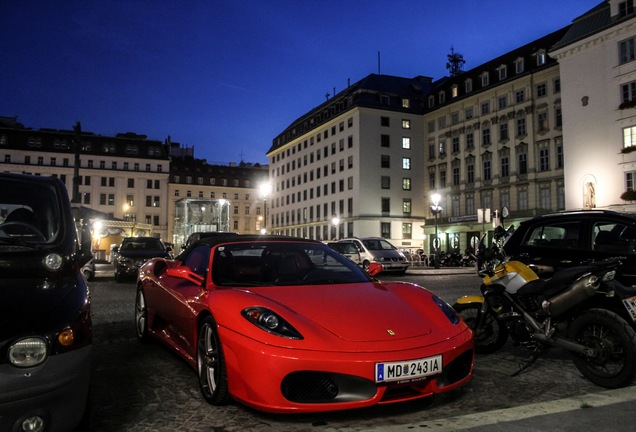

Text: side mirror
xmin=165 ymin=266 xmax=205 ymax=285
xmin=367 ymin=262 xmax=383 ymax=277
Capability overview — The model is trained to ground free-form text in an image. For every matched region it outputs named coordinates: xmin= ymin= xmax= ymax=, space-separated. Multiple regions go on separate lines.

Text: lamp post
xmin=430 ymin=193 xmax=442 ymax=269
xmin=259 ymin=182 xmax=271 ymax=235
xmin=332 ymin=216 xmax=340 ymax=240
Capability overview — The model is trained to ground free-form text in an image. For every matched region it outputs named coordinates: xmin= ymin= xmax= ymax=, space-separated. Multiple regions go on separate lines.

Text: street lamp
xmin=332 ymin=216 xmax=340 ymax=240
xmin=430 ymin=193 xmax=442 ymax=269
xmin=259 ymin=182 xmax=271 ymax=235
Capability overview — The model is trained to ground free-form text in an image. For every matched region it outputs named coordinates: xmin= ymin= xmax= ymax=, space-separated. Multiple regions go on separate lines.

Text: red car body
xmin=136 ymin=235 xmax=473 ymax=413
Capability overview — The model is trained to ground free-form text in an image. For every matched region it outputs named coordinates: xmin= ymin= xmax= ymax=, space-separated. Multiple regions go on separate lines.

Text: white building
xmin=266 ymin=74 xmax=431 ymax=251
xmin=551 ymin=0 xmax=636 ymax=211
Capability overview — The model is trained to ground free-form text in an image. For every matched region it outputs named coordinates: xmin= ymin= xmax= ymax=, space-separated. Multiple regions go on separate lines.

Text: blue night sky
xmin=1 ymin=1 xmax=601 ymax=165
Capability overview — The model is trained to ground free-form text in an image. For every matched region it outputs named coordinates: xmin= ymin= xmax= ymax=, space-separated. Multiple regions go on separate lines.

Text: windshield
xmin=212 ymin=242 xmax=371 ymax=286
xmin=121 ymin=238 xmax=164 ymax=251
xmin=362 ymin=238 xmax=396 ymax=251
xmin=0 ymin=180 xmax=61 ymax=245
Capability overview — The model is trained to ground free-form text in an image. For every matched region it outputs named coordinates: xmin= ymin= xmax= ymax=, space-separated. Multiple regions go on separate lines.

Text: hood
xmin=0 ymin=275 xmax=87 ymax=344
xmin=250 ymin=282 xmax=433 ymax=342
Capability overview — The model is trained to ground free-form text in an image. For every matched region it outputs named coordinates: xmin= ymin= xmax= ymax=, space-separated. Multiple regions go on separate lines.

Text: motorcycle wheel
xmin=454 ymin=303 xmax=508 ymax=354
xmin=569 ymin=308 xmax=636 ymax=389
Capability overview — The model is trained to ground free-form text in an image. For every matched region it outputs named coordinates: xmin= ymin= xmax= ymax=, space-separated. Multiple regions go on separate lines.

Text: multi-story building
xmin=422 ymin=27 xmax=569 ymax=254
xmin=168 ymin=158 xmax=269 ymax=249
xmin=266 ymin=74 xmax=432 ymax=250
xmin=551 ymin=0 xmax=636 ymax=211
xmin=0 ymin=117 xmax=269 ymax=257
xmin=0 ymin=118 xmax=169 ymax=247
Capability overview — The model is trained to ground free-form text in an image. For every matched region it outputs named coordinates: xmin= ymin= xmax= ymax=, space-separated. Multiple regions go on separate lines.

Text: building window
xmin=481 ymin=73 xmax=489 ymax=87
xmin=439 ymin=92 xmax=446 ymax=103
xmin=453 ymin=166 xmax=460 ymax=185
xmin=515 ymin=58 xmax=524 ymax=74
xmin=538 ymin=111 xmax=549 ymax=131
xmin=402 ymin=137 xmax=411 ymax=149
xmin=403 ymin=200 xmax=412 ymax=216
xmin=402 ymin=222 xmax=412 ymax=239
xmin=482 ymin=128 xmax=491 ymax=146
xmin=498 ymin=95 xmax=508 ymax=109
xmin=467 ymin=163 xmax=475 ymax=184
xmin=465 ymin=79 xmax=473 ymax=93
xmin=452 ymin=136 xmax=460 ymax=153
xmin=451 ymin=111 xmax=460 ymax=124
xmin=381 ymin=198 xmax=390 ymax=213
xmin=381 ymin=176 xmax=390 ymax=189
xmin=465 ymin=106 xmax=474 ymax=119
xmin=466 ymin=133 xmax=474 ymax=150
xmin=517 ymin=117 xmax=527 ymax=136
xmin=556 ymin=143 xmax=564 ymax=168
xmin=402 ymin=119 xmax=410 ymax=129
xmin=620 ymin=37 xmax=636 ymax=64
xmin=624 ymin=126 xmax=636 ymax=148
xmin=381 ymin=222 xmax=391 ymax=239
xmin=402 ymin=157 xmax=411 ymax=170
xmin=381 ymin=116 xmax=390 ymax=127
xmin=515 ymin=89 xmax=525 ymax=103
xmin=381 ymin=134 xmax=390 ymax=147
xmin=402 ymin=178 xmax=411 ymax=190
xmin=537 ymin=51 xmax=547 ymax=65
xmin=499 ymin=123 xmax=509 ymax=141
xmin=622 ymin=81 xmax=636 ymax=104
xmin=402 ymin=98 xmax=410 ymax=108
xmin=620 ymin=0 xmax=634 ymax=17
xmin=501 ymin=156 xmax=509 ymax=178
xmin=519 ymin=153 xmax=528 ymax=175
xmin=539 ymin=186 xmax=551 ymax=210
xmin=381 ymin=155 xmax=390 ymax=168
xmin=536 ymin=83 xmax=547 ymax=98
xmin=483 ymin=159 xmax=491 ymax=181
xmin=539 ymin=148 xmax=550 ymax=171
xmin=481 ymin=101 xmax=490 ymax=115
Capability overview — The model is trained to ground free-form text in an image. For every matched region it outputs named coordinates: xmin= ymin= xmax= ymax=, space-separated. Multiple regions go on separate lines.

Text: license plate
xmin=375 ymin=355 xmax=442 ymax=383
xmin=623 ymin=295 xmax=636 ymax=322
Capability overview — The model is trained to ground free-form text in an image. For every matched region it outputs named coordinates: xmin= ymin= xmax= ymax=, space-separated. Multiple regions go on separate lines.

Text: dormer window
xmin=465 ymin=79 xmax=473 ymax=93
xmin=515 ymin=58 xmax=525 ymax=74
xmin=498 ymin=65 xmax=507 ymax=80
xmin=451 ymin=85 xmax=458 ymax=98
xmin=481 ymin=72 xmax=489 ymax=87
xmin=439 ymin=91 xmax=446 ymax=104
xmin=620 ymin=0 xmax=634 ymax=17
xmin=428 ymin=95 xmax=435 ymax=108
xmin=402 ymin=98 xmax=410 ymax=108
xmin=537 ymin=50 xmax=547 ymax=66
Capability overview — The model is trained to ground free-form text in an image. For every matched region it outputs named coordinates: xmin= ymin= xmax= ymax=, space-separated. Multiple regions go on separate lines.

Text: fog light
xmin=57 ymin=328 xmax=75 ymax=346
xmin=21 ymin=415 xmax=45 ymax=432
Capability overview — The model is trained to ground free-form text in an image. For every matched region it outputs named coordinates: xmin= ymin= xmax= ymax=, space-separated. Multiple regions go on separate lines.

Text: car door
xmin=511 ymin=217 xmax=589 ymax=277
xmin=155 ymin=244 xmax=210 ymax=356
xmin=590 ymin=216 xmax=636 ymax=286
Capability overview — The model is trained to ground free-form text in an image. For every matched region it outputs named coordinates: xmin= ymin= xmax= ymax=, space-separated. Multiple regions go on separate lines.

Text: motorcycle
xmin=461 ymin=249 xmax=477 ymax=267
xmin=454 ymin=225 xmax=636 ymax=388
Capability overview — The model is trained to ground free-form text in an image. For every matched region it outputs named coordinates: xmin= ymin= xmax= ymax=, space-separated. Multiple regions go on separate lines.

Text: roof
xmin=551 ymin=2 xmax=613 ymax=51
xmin=268 ymin=74 xmax=433 ymax=154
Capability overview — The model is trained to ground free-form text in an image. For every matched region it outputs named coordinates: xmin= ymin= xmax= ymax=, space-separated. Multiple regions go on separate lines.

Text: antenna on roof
xmin=446 ymin=46 xmax=466 ymax=77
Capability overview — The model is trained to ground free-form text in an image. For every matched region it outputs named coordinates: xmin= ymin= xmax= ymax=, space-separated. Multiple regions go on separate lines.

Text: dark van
xmin=0 ymin=173 xmax=93 ymax=432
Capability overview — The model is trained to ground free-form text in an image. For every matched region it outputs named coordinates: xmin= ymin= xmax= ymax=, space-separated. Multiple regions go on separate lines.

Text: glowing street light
xmin=259 ymin=182 xmax=271 ymax=235
xmin=430 ymin=193 xmax=442 ymax=269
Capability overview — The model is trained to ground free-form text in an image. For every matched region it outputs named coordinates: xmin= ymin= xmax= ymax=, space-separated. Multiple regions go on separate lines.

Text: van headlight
xmin=8 ymin=337 xmax=48 ymax=367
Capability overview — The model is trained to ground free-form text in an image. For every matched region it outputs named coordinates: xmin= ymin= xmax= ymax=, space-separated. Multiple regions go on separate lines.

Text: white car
xmin=338 ymin=237 xmax=409 ymax=274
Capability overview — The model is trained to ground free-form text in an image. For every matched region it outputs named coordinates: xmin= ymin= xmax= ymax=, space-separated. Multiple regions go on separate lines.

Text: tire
xmin=135 ymin=288 xmax=150 ymax=342
xmin=454 ymin=302 xmax=508 ymax=354
xmin=197 ymin=316 xmax=230 ymax=405
xmin=568 ymin=308 xmax=636 ymax=389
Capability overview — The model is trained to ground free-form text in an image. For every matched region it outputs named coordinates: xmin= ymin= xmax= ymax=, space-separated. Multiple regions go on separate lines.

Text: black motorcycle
xmin=454 ymin=226 xmax=636 ymax=388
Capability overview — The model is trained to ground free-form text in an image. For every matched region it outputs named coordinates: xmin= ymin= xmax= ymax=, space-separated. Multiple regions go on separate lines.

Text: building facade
xmin=0 ymin=117 xmax=269 ymax=256
xmin=422 ymin=28 xmax=569 ymax=254
xmin=551 ymin=0 xmax=636 ymax=211
xmin=265 ymin=74 xmax=431 ymax=251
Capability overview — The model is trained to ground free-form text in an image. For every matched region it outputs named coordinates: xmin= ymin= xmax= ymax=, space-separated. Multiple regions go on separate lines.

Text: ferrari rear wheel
xmin=197 ymin=316 xmax=230 ymax=405
xmin=135 ymin=288 xmax=149 ymax=342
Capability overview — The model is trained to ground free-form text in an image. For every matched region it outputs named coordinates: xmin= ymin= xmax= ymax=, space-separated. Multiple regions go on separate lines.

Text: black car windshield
xmin=0 ymin=180 xmax=61 ymax=245
xmin=212 ymin=242 xmax=371 ymax=286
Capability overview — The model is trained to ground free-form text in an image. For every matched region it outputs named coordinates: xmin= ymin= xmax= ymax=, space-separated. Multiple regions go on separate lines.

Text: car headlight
xmin=242 ymin=307 xmax=303 ymax=339
xmin=432 ymin=295 xmax=460 ymax=325
xmin=8 ymin=337 xmax=48 ymax=367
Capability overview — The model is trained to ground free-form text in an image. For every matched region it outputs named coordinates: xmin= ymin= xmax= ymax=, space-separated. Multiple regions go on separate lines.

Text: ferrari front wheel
xmin=197 ymin=316 xmax=230 ymax=405
xmin=135 ymin=288 xmax=149 ymax=342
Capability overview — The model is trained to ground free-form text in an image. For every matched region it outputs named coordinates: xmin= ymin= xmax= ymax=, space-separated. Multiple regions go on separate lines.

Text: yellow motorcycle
xmin=454 ymin=226 xmax=636 ymax=388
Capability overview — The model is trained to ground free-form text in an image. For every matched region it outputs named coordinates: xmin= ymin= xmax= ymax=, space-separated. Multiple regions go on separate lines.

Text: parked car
xmin=135 ymin=235 xmax=473 ymax=413
xmin=503 ymin=209 xmax=636 ymax=287
xmin=82 ymin=257 xmax=96 ymax=281
xmin=181 ymin=231 xmax=239 ymax=252
xmin=339 ymin=237 xmax=410 ymax=274
xmin=326 ymin=240 xmax=362 ymax=265
xmin=0 ymin=173 xmax=93 ymax=432
xmin=114 ymin=236 xmax=172 ymax=282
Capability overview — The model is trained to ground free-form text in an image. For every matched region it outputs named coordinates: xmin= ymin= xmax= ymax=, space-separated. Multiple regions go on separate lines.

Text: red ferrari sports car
xmin=135 ymin=235 xmax=474 ymax=413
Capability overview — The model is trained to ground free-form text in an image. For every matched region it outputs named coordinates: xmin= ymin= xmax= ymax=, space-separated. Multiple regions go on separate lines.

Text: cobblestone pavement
xmin=87 ymin=264 xmax=636 ymax=431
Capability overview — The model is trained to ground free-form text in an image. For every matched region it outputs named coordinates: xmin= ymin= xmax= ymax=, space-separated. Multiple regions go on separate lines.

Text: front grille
xmin=281 ymin=371 xmax=375 ymax=403
xmin=436 ymin=349 xmax=474 ymax=387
